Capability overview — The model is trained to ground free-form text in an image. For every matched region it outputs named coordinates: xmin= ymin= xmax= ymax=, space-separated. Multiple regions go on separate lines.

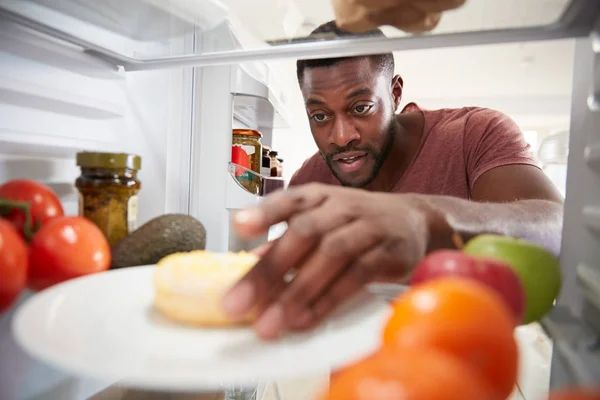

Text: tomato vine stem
xmin=0 ymin=199 xmax=36 ymax=241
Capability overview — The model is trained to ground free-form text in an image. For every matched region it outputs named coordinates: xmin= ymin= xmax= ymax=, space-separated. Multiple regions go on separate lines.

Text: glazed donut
xmin=153 ymin=250 xmax=259 ymax=326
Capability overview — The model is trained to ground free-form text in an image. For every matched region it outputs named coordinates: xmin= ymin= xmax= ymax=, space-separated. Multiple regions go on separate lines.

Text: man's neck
xmin=364 ymin=112 xmax=425 ymax=192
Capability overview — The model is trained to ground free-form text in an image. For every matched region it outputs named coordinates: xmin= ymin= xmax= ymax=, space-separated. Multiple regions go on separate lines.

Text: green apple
xmin=463 ymin=234 xmax=562 ymax=324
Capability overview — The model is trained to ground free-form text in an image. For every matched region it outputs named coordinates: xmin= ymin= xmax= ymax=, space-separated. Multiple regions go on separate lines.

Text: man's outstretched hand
xmin=222 ymin=183 xmax=449 ymax=339
xmin=332 ymin=0 xmax=467 ymax=33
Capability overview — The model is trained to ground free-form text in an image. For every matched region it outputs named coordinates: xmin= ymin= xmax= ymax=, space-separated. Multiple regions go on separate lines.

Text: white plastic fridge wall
xmin=0 ymin=21 xmax=194 ymax=400
xmin=546 ymin=32 xmax=600 ymax=387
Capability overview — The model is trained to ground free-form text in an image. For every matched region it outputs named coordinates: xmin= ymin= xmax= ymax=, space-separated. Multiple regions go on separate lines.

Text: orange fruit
xmin=547 ymin=388 xmax=600 ymax=400
xmin=323 ymin=347 xmax=495 ymax=400
xmin=382 ymin=277 xmax=518 ymax=400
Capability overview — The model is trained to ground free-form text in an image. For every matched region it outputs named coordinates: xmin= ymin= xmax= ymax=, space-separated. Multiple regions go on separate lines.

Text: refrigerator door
xmin=0 ymin=13 xmax=195 ymax=400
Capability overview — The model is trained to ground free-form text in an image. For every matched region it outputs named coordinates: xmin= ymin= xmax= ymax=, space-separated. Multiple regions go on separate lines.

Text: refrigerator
xmin=0 ymin=0 xmax=599 ymax=399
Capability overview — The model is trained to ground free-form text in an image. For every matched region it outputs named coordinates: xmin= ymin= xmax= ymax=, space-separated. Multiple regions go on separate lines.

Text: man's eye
xmin=312 ymin=114 xmax=330 ymax=122
xmin=353 ymin=105 xmax=373 ymax=115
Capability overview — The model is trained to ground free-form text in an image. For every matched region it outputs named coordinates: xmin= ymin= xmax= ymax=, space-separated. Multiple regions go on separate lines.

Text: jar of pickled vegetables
xmin=75 ymin=152 xmax=141 ymax=246
xmin=232 ymin=129 xmax=263 ymax=194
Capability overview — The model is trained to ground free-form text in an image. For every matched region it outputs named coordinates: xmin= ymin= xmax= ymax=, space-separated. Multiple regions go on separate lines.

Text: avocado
xmin=110 ymin=214 xmax=207 ymax=269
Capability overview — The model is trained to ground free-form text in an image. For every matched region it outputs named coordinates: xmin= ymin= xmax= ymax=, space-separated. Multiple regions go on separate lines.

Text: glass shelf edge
xmin=100 ymin=24 xmax=594 ymax=71
xmin=1 ymin=0 xmax=599 ymax=71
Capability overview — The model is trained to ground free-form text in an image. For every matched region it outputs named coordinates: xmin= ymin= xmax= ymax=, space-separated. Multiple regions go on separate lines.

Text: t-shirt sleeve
xmin=464 ymin=108 xmax=539 ymax=190
xmin=288 ymin=153 xmax=337 ymax=187
xmin=287 ymin=155 xmax=319 ymax=187
xmin=288 ymin=169 xmax=305 ymax=187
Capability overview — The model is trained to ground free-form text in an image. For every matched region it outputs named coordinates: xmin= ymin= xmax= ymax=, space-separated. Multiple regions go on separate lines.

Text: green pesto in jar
xmin=75 ymin=152 xmax=141 ymax=247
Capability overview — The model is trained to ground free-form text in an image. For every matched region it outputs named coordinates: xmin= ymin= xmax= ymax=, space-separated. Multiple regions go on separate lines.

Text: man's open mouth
xmin=332 ymin=151 xmax=368 ymax=172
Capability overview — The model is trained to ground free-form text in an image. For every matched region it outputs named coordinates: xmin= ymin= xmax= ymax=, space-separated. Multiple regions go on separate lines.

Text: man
xmin=222 ymin=22 xmax=564 ymax=339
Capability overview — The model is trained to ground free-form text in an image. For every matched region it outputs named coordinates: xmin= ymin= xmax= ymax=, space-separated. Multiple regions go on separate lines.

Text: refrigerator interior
xmin=0 ymin=0 xmax=599 ymax=399
xmin=0 ymin=5 xmax=291 ymax=398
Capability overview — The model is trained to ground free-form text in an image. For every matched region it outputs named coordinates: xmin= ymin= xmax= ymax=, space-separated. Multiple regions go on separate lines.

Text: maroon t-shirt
xmin=288 ymin=103 xmax=538 ymax=199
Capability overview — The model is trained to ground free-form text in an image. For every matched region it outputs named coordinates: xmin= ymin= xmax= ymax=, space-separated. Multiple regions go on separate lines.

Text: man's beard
xmin=323 ymin=124 xmax=396 ymax=188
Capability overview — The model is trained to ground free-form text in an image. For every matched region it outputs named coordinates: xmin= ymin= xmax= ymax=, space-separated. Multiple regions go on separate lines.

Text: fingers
xmin=352 ymin=0 xmax=466 ymax=13
xmin=372 ymin=6 xmax=426 ymax=28
xmin=370 ymin=6 xmax=441 ymax=34
xmin=221 ymin=229 xmax=316 ymax=320
xmin=291 ymin=244 xmax=394 ymax=332
xmin=253 ymin=219 xmax=384 ymax=338
xmin=233 ymin=184 xmax=328 ymax=239
xmin=335 ymin=0 xmax=462 ymax=33
xmin=249 ymin=240 xmax=277 ymax=258
xmin=399 ymin=12 xmax=442 ymax=33
xmin=279 ymin=219 xmax=382 ymax=315
xmin=413 ymin=0 xmax=466 ymax=13
xmin=222 ymin=197 xmax=357 ymax=323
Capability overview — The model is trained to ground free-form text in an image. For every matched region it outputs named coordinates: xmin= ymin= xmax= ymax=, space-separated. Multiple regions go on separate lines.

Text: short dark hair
xmin=296 ymin=21 xmax=395 ymax=85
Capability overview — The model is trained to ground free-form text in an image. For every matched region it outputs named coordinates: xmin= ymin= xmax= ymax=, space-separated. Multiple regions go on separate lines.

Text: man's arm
xmin=225 ymin=170 xmax=563 ymax=338
xmin=427 ymin=197 xmax=563 ymax=256
xmin=420 ymin=199 xmax=564 ymax=258
xmin=418 ymin=108 xmax=565 ymax=255
xmin=417 ymin=163 xmax=564 ymax=256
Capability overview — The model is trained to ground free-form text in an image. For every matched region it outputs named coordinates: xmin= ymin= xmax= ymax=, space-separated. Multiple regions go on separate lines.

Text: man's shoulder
xmin=289 ymin=152 xmax=338 ymax=187
xmin=405 ymin=101 xmax=506 ymax=119
xmin=405 ymin=103 xmax=514 ymax=141
xmin=416 ymin=104 xmax=510 ymax=127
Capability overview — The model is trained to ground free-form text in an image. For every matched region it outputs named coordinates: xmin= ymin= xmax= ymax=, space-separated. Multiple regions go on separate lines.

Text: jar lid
xmin=233 ymin=129 xmax=262 ymax=138
xmin=76 ymin=152 xmax=142 ymax=170
xmin=270 ymin=151 xmax=278 ymax=156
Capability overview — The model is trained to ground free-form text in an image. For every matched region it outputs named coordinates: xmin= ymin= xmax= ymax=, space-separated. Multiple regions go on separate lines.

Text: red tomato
xmin=29 ymin=216 xmax=110 ymax=291
xmin=0 ymin=179 xmax=64 ymax=239
xmin=0 ymin=219 xmax=28 ymax=313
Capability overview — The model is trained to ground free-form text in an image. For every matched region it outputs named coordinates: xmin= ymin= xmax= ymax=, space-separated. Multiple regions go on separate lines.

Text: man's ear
xmin=391 ymin=74 xmax=403 ymax=110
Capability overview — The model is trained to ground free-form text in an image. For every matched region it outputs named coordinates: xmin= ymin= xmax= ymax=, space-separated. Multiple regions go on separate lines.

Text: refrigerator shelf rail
xmin=0 ymin=0 xmax=597 ymax=70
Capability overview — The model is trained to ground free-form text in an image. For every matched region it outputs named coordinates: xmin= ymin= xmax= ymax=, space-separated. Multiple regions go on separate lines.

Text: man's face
xmin=300 ymin=58 xmax=401 ymax=187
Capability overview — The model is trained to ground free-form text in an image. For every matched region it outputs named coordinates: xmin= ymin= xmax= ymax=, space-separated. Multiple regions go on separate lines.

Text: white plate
xmin=12 ymin=266 xmax=391 ymax=392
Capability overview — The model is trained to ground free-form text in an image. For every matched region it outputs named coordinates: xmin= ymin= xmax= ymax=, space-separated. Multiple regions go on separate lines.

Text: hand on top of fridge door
xmin=331 ymin=0 xmax=467 ymax=33
xmin=221 ymin=183 xmax=445 ymax=339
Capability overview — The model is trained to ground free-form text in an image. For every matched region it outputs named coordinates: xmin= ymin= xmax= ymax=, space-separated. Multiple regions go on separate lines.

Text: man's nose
xmin=330 ymin=116 xmax=360 ymax=148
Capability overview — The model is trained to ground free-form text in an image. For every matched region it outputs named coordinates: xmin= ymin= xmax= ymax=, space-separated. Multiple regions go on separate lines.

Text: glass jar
xmin=269 ymin=151 xmax=279 ymax=177
xmin=276 ymin=157 xmax=284 ymax=177
xmin=260 ymin=146 xmax=272 ymax=177
xmin=75 ymin=152 xmax=141 ymax=246
xmin=232 ymin=129 xmax=263 ymax=194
